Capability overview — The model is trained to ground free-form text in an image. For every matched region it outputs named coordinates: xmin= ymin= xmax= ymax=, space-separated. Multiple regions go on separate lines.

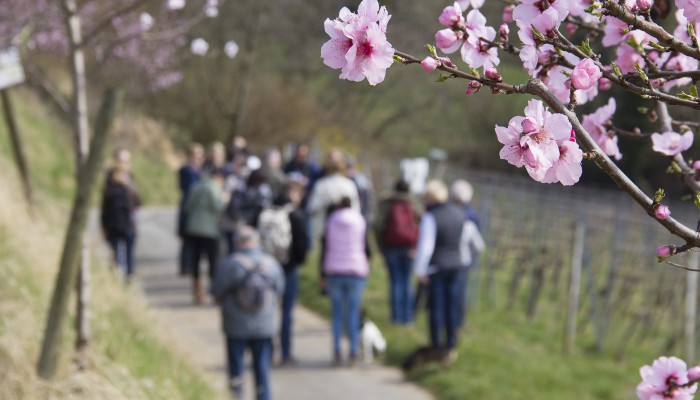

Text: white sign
xmin=400 ymin=157 xmax=430 ymax=194
xmin=0 ymin=47 xmax=25 ymax=90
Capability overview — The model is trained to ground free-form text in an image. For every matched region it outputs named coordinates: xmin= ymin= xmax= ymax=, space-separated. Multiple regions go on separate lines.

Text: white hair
xmin=450 ymin=179 xmax=474 ymax=204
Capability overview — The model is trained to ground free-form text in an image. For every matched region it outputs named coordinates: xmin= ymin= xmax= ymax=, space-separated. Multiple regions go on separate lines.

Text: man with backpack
xmin=212 ymin=226 xmax=285 ymax=400
xmin=375 ymin=179 xmax=421 ymax=325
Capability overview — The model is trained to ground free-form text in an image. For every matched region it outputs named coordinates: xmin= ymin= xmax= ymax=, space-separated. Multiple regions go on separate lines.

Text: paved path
xmin=126 ymin=208 xmax=434 ymax=400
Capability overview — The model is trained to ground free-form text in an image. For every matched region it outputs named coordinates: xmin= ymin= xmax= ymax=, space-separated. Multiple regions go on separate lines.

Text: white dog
xmin=360 ymin=318 xmax=387 ymax=363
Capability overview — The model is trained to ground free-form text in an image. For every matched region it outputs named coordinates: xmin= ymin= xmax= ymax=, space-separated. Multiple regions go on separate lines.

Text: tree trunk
xmin=0 ymin=89 xmax=34 ymax=209
xmin=37 ymin=88 xmax=119 ymax=380
xmin=61 ymin=0 xmax=93 ymax=370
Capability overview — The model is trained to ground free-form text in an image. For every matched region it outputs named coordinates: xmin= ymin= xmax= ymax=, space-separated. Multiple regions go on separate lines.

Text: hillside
xmin=0 ymin=88 xmax=224 ymax=399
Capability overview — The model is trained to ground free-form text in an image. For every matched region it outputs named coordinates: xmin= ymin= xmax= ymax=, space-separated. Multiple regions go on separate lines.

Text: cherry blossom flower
xmin=435 ymin=28 xmax=461 ymax=52
xmin=439 ymin=2 xmax=465 ymax=28
xmin=571 ymin=58 xmax=602 ymax=90
xmin=602 ymin=16 xmax=630 ymax=47
xmin=676 ymin=0 xmax=700 ymax=22
xmin=513 ymin=0 xmax=570 ymax=25
xmin=485 ymin=67 xmax=502 ymax=81
xmin=543 ymin=65 xmax=598 ymax=105
xmin=637 ymin=356 xmax=696 ymax=400
xmin=674 ymin=10 xmax=700 ymax=46
xmin=421 ymin=57 xmax=439 ymax=72
xmin=167 ymin=0 xmax=185 ymax=10
xmin=139 ymin=12 xmax=154 ymax=32
xmin=190 ymin=38 xmax=208 ymax=55
xmin=457 ymin=0 xmax=485 ymax=9
xmin=615 ymin=44 xmax=645 ymax=74
xmin=321 ymin=0 xmax=395 ymax=86
xmin=461 ymin=22 xmax=499 ymax=69
xmin=499 ymin=23 xmax=510 ymax=41
xmin=496 ymin=100 xmax=577 ymax=183
xmin=582 ymin=98 xmax=622 ymax=160
xmin=655 ymin=204 xmax=671 ymax=220
xmin=465 ymin=80 xmax=482 ymax=94
xmin=651 ymin=131 xmax=694 ymax=156
xmin=656 ymin=245 xmax=673 ymax=260
xmin=636 ymin=0 xmax=653 ymax=11
xmin=688 ymin=366 xmax=700 ymax=381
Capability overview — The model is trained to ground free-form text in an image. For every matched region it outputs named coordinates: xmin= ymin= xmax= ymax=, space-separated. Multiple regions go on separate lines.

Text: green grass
xmin=299 ymin=246 xmax=664 ymax=400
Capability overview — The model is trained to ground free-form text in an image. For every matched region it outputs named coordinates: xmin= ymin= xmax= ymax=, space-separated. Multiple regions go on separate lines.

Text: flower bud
xmin=650 ymin=78 xmax=664 ymax=88
xmin=465 ymin=80 xmax=482 ymax=94
xmin=521 ymin=117 xmax=538 ymax=134
xmin=485 ymin=67 xmax=502 ymax=81
xmin=598 ymin=77 xmax=612 ymax=90
xmin=569 ymin=129 xmax=576 ymax=142
xmin=421 ymin=57 xmax=440 ymax=73
xmin=571 ymin=58 xmax=602 ymax=90
xmin=499 ymin=23 xmax=510 ymax=41
xmin=435 ymin=29 xmax=459 ymax=50
xmin=566 ymin=23 xmax=576 ymax=36
xmin=502 ymin=5 xmax=514 ymax=23
xmin=656 ymin=245 xmax=673 ymax=261
xmin=439 ymin=4 xmax=464 ymax=27
xmin=636 ymin=0 xmax=653 ymax=11
xmin=688 ymin=366 xmax=700 ymax=381
xmin=438 ymin=56 xmax=455 ymax=68
xmin=654 ymin=204 xmax=670 ymax=220
xmin=693 ymin=160 xmax=700 ymax=172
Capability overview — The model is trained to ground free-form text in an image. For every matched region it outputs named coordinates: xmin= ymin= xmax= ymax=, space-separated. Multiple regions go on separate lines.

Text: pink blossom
xmin=321 ymin=1 xmax=395 ymax=86
xmin=544 ymin=65 xmax=598 ymax=105
xmin=674 ymin=10 xmax=700 ymax=45
xmin=457 ymin=0 xmax=485 ymax=9
xmin=496 ymin=100 xmax=575 ymax=183
xmin=636 ymin=0 xmax=653 ymax=10
xmin=571 ymin=58 xmax=602 ymax=90
xmin=637 ymin=356 xmax=696 ymax=400
xmin=656 ymin=246 xmax=673 ymax=260
xmin=615 ymin=43 xmax=646 ymax=74
xmin=602 ymin=16 xmax=630 ymax=47
xmin=693 ymin=160 xmax=700 ymax=172
xmin=569 ymin=0 xmax=597 ymax=24
xmin=499 ymin=23 xmax=510 ymax=41
xmin=503 ymin=5 xmax=514 ymax=23
xmin=167 ymin=0 xmax=185 ymax=10
xmin=485 ymin=67 xmax=502 ymax=81
xmin=599 ymin=77 xmax=612 ymax=90
xmin=655 ymin=204 xmax=671 ymax=220
xmin=688 ymin=366 xmax=700 ymax=381
xmin=439 ymin=3 xmax=465 ymax=27
xmin=421 ymin=57 xmax=439 ymax=73
xmin=190 ymin=38 xmax=208 ymax=55
xmin=513 ymin=0 xmax=571 ymax=25
xmin=461 ymin=22 xmax=500 ymax=69
xmin=139 ymin=12 xmax=154 ymax=31
xmin=541 ymin=140 xmax=583 ymax=186
xmin=465 ymin=80 xmax=482 ymax=94
xmin=582 ymin=98 xmax=622 ymax=160
xmin=435 ymin=29 xmax=461 ymax=52
xmin=224 ymin=40 xmax=239 ymax=59
xmin=651 ymin=131 xmax=694 ymax=156
xmin=676 ymin=0 xmax=700 ymax=22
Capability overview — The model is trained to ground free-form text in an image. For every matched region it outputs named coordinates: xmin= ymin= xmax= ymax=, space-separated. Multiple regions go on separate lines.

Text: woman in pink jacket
xmin=322 ymin=196 xmax=369 ymax=366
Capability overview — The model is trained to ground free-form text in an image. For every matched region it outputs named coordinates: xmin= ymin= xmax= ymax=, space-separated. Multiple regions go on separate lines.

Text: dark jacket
xmin=428 ymin=202 xmax=466 ymax=270
xmin=286 ymin=207 xmax=309 ymax=271
xmin=101 ymin=172 xmax=140 ymax=237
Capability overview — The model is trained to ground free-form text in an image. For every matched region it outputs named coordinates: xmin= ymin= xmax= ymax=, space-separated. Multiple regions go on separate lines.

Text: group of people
xmin=99 ymin=137 xmax=485 ymax=400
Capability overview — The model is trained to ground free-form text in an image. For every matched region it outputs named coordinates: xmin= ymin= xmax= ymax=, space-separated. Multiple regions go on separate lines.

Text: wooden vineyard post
xmin=685 ymin=251 xmax=699 ymax=364
xmin=564 ymin=213 xmax=586 ymax=355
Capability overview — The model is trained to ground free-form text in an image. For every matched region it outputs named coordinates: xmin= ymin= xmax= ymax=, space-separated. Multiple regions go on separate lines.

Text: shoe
xmin=333 ymin=353 xmax=342 ymax=367
xmin=193 ymin=278 xmax=204 ymax=304
xmin=349 ymin=354 xmax=359 ymax=368
xmin=280 ymin=357 xmax=299 ymax=367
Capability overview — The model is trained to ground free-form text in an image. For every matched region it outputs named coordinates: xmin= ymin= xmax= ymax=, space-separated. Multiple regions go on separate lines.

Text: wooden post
xmin=685 ymin=252 xmax=699 ymax=364
xmin=37 ymin=88 xmax=119 ymax=379
xmin=0 ymin=89 xmax=34 ymax=208
xmin=564 ymin=214 xmax=586 ymax=355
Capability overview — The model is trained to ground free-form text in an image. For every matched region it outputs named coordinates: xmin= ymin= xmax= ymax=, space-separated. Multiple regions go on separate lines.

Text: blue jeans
xmin=384 ymin=247 xmax=414 ymax=324
xmin=226 ymin=337 xmax=273 ymax=400
xmin=428 ymin=269 xmax=463 ymax=349
xmin=327 ymin=275 xmax=366 ymax=357
xmin=456 ymin=267 xmax=470 ymax=327
xmin=108 ymin=231 xmax=136 ymax=278
xmin=280 ymin=267 xmax=299 ymax=360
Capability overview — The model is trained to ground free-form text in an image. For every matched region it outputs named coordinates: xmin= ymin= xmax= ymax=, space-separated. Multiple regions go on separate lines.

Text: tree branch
xmin=82 ymin=0 xmax=152 ymax=47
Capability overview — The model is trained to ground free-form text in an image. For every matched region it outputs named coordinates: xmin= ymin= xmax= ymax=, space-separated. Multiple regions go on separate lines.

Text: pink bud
xmin=566 ymin=23 xmax=576 ymax=36
xmin=439 ymin=4 xmax=464 ymax=27
xmin=571 ymin=58 xmax=602 ymax=90
xmin=688 ymin=366 xmax=700 ymax=381
xmin=654 ymin=204 xmax=671 ymax=220
xmin=598 ymin=77 xmax=612 ymax=91
xmin=421 ymin=57 xmax=440 ymax=73
xmin=485 ymin=67 xmax=502 ymax=81
xmin=502 ymin=5 xmax=514 ymax=23
xmin=636 ymin=0 xmax=653 ymax=11
xmin=569 ymin=129 xmax=576 ymax=142
xmin=650 ymin=78 xmax=664 ymax=88
xmin=499 ymin=23 xmax=510 ymax=41
xmin=435 ymin=29 xmax=459 ymax=50
xmin=521 ymin=117 xmax=538 ymax=134
xmin=693 ymin=160 xmax=700 ymax=171
xmin=438 ymin=56 xmax=455 ymax=68
xmin=656 ymin=245 xmax=673 ymax=260
xmin=465 ymin=80 xmax=482 ymax=94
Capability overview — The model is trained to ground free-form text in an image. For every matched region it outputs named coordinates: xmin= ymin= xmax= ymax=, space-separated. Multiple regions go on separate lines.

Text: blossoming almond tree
xmin=322 ymin=0 xmax=700 ymax=397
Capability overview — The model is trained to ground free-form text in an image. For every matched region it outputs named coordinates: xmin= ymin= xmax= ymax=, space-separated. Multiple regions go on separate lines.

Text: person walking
xmin=376 ymin=179 xmax=420 ymax=325
xmin=101 ymin=149 xmax=141 ymax=281
xmin=322 ymin=196 xmax=369 ymax=366
xmin=450 ymin=179 xmax=485 ymax=327
xmin=184 ymin=169 xmax=227 ymax=304
xmin=414 ymin=180 xmax=471 ymax=353
xmin=178 ymin=143 xmax=204 ymax=276
xmin=212 ymin=226 xmax=285 ymax=400
xmin=274 ymin=182 xmax=309 ymax=365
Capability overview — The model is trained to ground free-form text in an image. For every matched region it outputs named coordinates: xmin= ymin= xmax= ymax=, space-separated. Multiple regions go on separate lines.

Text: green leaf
xmin=678 ymin=92 xmax=697 ymax=100
xmin=392 ymin=55 xmax=405 ymax=64
xmin=610 ymin=62 xmax=622 ymax=78
xmin=471 ymin=68 xmax=481 ymax=79
xmin=425 ymin=44 xmax=438 ymax=58
xmin=576 ymin=39 xmax=592 ymax=55
xmin=436 ymin=75 xmax=450 ymax=83
xmin=531 ymin=25 xmax=545 ymax=42
xmin=690 ymin=85 xmax=698 ymax=98
xmin=634 ymin=64 xmax=649 ymax=83
xmin=654 ymin=188 xmax=666 ymax=203
xmin=637 ymin=107 xmax=648 ymax=114
xmin=648 ymin=41 xmax=667 ymax=51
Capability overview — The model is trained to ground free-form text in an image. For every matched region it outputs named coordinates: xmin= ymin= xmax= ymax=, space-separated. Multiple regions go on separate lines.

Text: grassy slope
xmin=299 ymin=247 xmax=661 ymax=400
xmin=0 ymin=89 xmax=223 ymax=399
